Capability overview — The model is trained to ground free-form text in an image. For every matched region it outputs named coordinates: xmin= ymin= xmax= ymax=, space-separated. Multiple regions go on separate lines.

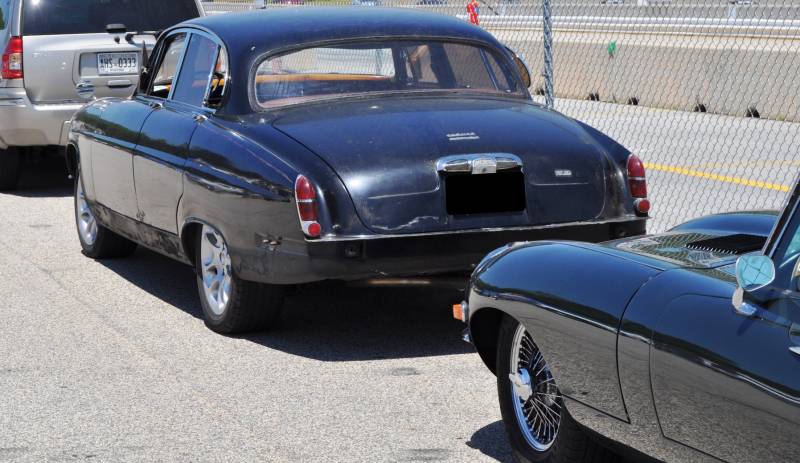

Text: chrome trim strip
xmin=315 ymin=216 xmax=645 ymax=242
xmin=436 ymin=153 xmax=523 ymax=174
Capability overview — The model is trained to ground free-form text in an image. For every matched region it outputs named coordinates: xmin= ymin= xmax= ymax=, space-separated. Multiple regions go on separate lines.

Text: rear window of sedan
xmin=22 ymin=0 xmax=199 ymax=36
xmin=254 ymin=40 xmax=525 ymax=108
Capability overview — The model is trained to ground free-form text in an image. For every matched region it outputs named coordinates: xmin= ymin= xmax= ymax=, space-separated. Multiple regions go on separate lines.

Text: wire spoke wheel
xmin=75 ymin=176 xmax=98 ymax=246
xmin=200 ymin=225 xmax=232 ymax=316
xmin=508 ymin=324 xmax=562 ymax=452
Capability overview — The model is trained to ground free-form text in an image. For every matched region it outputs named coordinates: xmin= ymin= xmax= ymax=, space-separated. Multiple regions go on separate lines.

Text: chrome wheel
xmin=75 ymin=175 xmax=98 ymax=246
xmin=509 ymin=324 xmax=562 ymax=452
xmin=200 ymin=225 xmax=232 ymax=316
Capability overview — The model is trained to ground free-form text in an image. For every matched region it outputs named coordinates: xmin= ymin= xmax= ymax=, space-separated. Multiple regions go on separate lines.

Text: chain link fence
xmin=202 ymin=0 xmax=800 ymax=232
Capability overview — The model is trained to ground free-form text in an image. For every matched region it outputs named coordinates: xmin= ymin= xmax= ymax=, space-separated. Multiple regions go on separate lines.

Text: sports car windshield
xmin=254 ymin=40 xmax=525 ymax=108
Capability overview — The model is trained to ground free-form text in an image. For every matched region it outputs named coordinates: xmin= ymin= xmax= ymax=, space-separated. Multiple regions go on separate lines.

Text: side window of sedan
xmin=150 ymin=34 xmax=187 ymax=99
xmin=207 ymin=48 xmax=228 ymax=109
xmin=173 ymin=34 xmax=221 ymax=107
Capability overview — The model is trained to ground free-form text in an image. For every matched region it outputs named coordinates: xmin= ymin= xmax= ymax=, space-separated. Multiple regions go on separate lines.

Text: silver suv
xmin=0 ymin=0 xmax=203 ymax=190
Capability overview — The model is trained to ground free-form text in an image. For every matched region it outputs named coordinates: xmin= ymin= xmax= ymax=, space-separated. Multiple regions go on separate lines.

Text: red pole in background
xmin=467 ymin=0 xmax=480 ymax=26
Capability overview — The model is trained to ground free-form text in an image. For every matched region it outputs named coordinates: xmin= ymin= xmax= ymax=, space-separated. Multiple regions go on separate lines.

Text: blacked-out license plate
xmin=445 ymin=171 xmax=526 ymax=215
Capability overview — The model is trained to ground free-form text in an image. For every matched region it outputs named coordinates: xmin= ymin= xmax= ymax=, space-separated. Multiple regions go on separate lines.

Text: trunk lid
xmin=272 ymin=97 xmax=610 ymax=234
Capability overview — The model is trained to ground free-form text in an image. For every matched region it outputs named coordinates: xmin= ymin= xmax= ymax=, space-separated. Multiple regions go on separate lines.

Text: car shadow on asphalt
xmin=10 ymin=155 xmax=72 ymax=198
xmin=467 ymin=421 xmax=514 ymax=462
xmin=100 ymin=247 xmax=476 ymax=361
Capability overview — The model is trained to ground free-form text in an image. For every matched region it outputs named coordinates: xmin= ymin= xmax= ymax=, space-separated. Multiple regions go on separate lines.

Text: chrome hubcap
xmin=509 ymin=324 xmax=562 ymax=452
xmin=510 ymin=368 xmax=533 ymax=400
xmin=75 ymin=176 xmax=98 ymax=246
xmin=200 ymin=225 xmax=232 ymax=316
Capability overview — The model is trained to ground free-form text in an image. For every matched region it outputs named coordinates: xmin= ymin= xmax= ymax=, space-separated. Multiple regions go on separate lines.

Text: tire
xmin=74 ymin=172 xmax=138 ymax=259
xmin=194 ymin=224 xmax=284 ymax=334
xmin=0 ymin=148 xmax=21 ymax=191
xmin=496 ymin=316 xmax=618 ymax=463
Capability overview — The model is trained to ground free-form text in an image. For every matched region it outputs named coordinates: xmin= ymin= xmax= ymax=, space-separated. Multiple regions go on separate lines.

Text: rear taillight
xmin=627 ymin=154 xmax=650 ymax=214
xmin=295 ymin=175 xmax=322 ymax=238
xmin=2 ymin=37 xmax=23 ymax=80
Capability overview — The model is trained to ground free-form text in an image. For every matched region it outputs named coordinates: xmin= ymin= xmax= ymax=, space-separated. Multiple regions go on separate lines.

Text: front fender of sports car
xmin=467 ymin=241 xmax=661 ymax=421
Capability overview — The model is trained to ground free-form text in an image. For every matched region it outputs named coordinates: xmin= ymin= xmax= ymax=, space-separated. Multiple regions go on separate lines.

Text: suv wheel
xmin=0 ymin=148 xmax=21 ymax=191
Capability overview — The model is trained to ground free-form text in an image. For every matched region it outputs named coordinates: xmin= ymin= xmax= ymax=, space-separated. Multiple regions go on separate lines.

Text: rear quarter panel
xmin=469 ymin=241 xmax=661 ymax=421
xmin=179 ymin=118 xmax=363 ymax=282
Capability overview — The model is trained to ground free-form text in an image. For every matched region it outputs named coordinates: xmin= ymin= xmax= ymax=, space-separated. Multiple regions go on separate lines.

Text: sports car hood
xmin=268 ymin=96 xmax=615 ymax=234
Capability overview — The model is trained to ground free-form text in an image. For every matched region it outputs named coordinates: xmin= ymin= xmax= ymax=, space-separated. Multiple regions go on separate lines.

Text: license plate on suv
xmin=97 ymin=52 xmax=139 ymax=75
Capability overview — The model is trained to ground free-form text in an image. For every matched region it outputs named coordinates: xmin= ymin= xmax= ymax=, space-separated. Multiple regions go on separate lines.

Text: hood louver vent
xmin=686 ymin=234 xmax=766 ymax=255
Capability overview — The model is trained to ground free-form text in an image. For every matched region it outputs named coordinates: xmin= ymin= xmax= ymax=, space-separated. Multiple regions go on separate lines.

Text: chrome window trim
xmin=247 ymin=36 xmax=531 ymax=112
xmin=766 ymin=171 xmax=800 ymax=260
xmin=144 ymin=26 xmax=228 ymax=115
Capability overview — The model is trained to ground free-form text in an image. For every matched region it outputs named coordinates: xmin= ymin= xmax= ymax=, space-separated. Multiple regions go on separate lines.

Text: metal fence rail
xmin=201 ymin=1 xmax=800 ymax=232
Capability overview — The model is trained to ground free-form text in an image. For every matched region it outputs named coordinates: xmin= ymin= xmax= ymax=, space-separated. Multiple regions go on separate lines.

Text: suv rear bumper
xmin=0 ymin=87 xmax=82 ymax=149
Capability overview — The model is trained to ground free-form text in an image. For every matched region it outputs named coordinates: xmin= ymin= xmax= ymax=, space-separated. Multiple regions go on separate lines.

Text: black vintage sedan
xmin=462 ymin=179 xmax=800 ymax=462
xmin=67 ymin=8 xmax=647 ymax=334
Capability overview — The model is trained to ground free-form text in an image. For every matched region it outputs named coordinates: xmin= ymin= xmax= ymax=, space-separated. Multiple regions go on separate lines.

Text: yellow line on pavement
xmin=644 ymin=162 xmax=791 ymax=193
xmin=694 ymin=159 xmax=800 ymax=170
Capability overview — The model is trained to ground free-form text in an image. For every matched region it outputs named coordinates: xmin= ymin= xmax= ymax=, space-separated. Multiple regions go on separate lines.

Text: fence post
xmin=542 ymin=0 xmax=554 ymax=109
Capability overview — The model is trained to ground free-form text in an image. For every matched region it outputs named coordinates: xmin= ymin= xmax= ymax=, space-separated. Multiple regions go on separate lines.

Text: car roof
xmin=177 ymin=7 xmax=511 ymax=114
xmin=185 ymin=7 xmax=500 ymax=54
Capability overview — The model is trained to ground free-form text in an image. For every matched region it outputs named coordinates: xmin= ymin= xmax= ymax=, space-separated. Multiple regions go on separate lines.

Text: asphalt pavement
xmin=0 ymin=160 xmax=512 ymax=462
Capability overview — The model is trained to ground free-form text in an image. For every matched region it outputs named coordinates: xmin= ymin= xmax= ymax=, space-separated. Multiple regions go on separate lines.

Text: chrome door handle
xmin=193 ymin=114 xmax=207 ymax=123
xmin=149 ymin=101 xmax=163 ymax=110
xmin=108 ymin=79 xmax=133 ymax=88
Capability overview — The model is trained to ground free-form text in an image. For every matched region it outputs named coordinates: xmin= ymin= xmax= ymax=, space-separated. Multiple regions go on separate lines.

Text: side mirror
xmin=732 ymin=255 xmax=775 ymax=316
xmin=735 ymin=255 xmax=775 ymax=292
xmin=76 ymin=80 xmax=95 ymax=100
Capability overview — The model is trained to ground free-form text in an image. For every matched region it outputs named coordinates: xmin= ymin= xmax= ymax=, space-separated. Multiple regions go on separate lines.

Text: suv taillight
xmin=627 ymin=154 xmax=650 ymax=214
xmin=295 ymin=175 xmax=322 ymax=238
xmin=2 ymin=37 xmax=23 ymax=80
